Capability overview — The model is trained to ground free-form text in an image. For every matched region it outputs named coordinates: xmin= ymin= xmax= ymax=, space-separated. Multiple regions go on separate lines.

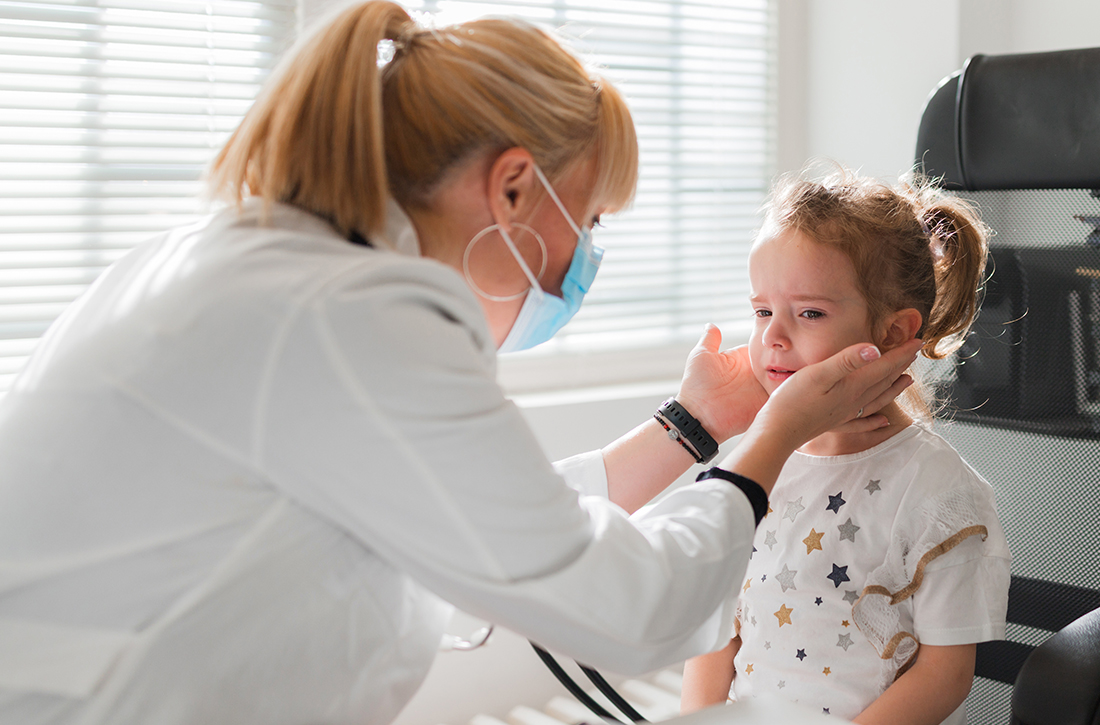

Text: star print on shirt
xmin=825 ymin=492 xmax=846 ymax=514
xmin=774 ymin=604 xmax=793 ymax=627
xmin=765 ymin=641 xmax=772 ymax=650
xmin=837 ymin=517 xmax=860 ymax=542
xmin=764 ymin=530 xmax=778 ymax=550
xmin=866 ymin=479 xmax=881 ymax=495
xmin=802 ymin=528 xmax=824 ymax=554
xmin=776 ymin=564 xmax=798 ymax=592
xmin=784 ymin=497 xmax=806 ymax=522
xmin=823 ymin=667 xmax=831 ymax=676
xmin=777 ymin=680 xmax=785 ymax=689
xmin=743 ymin=579 xmax=751 ymax=592
xmin=843 ymin=590 xmax=859 ymax=605
xmin=815 ymin=597 xmax=823 ymax=606
xmin=842 ymin=620 xmax=850 ymax=627
xmin=744 ymin=663 xmax=754 ymax=674
xmin=837 ymin=633 xmax=854 ymax=651
xmin=796 ymin=649 xmax=807 ymax=661
xmin=827 ymin=564 xmax=850 ymax=588
xmin=823 ymin=708 xmax=830 ymax=715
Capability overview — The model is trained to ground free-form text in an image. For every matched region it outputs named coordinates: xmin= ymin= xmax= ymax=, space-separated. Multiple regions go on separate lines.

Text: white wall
xmin=793 ymin=0 xmax=1100 ymax=181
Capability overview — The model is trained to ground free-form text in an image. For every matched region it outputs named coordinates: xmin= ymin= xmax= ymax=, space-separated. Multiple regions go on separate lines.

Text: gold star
xmin=841 ymin=620 xmax=850 ymax=628
xmin=823 ymin=667 xmax=831 ymax=676
xmin=767 ymin=505 xmax=773 ymax=517
xmin=743 ymin=578 xmax=752 ymax=592
xmin=803 ymin=528 xmax=824 ymax=554
xmin=744 ymin=663 xmax=754 ymax=674
xmin=774 ymin=604 xmax=793 ymax=627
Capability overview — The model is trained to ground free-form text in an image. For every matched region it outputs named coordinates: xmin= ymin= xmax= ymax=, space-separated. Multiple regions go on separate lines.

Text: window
xmin=1 ymin=0 xmax=775 ymax=396
xmin=0 ymin=0 xmax=296 ymax=393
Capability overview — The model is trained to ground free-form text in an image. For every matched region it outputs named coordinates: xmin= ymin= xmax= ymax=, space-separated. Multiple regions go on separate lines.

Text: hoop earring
xmin=462 ymin=223 xmax=547 ymax=302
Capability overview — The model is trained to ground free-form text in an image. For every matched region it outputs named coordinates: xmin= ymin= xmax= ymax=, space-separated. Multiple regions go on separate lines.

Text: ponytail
xmin=917 ymin=199 xmax=989 ymax=359
xmin=208 ymin=2 xmax=412 ymax=241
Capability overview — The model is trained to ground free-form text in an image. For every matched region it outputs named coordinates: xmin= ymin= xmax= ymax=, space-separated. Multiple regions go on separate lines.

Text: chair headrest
xmin=915 ymin=47 xmax=1100 ymax=191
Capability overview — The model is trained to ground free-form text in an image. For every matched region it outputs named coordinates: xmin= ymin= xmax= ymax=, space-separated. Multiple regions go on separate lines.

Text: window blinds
xmin=0 ymin=0 xmax=296 ymax=392
xmin=0 ymin=0 xmax=774 ymax=393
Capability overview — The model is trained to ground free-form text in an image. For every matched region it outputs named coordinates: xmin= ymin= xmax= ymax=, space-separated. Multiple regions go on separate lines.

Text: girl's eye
xmin=754 ymin=309 xmax=772 ymax=318
xmin=800 ymin=310 xmax=825 ymax=320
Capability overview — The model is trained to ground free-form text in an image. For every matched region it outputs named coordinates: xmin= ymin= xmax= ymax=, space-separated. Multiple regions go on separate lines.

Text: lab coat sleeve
xmin=257 ymin=259 xmax=753 ymax=673
xmin=552 ymin=450 xmax=609 ymax=499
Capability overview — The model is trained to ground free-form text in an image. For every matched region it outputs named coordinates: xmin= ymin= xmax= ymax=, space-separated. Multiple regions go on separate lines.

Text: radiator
xmin=466 ymin=669 xmax=685 ymax=725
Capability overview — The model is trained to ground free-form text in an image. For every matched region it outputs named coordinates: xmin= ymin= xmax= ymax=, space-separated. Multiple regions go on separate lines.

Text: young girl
xmin=680 ymin=167 xmax=1011 ymax=725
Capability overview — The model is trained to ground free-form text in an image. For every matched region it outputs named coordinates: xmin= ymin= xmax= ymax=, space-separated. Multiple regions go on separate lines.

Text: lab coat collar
xmin=381 ymin=198 xmax=421 ymax=257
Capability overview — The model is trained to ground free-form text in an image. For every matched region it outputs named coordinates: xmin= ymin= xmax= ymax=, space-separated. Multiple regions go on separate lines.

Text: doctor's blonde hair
xmin=207 ymin=1 xmax=638 ymax=244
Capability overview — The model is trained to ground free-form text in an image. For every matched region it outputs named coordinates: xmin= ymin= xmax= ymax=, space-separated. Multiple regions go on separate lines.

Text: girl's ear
xmin=877 ymin=308 xmax=923 ymax=351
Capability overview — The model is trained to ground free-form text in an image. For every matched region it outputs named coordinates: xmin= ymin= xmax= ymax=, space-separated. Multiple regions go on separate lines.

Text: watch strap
xmin=657 ymin=398 xmax=720 ymax=464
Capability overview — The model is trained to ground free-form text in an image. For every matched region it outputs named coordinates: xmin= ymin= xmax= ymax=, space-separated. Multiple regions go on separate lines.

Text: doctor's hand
xmin=676 ymin=325 xmax=769 ymax=442
xmin=716 ymin=339 xmax=921 ymax=495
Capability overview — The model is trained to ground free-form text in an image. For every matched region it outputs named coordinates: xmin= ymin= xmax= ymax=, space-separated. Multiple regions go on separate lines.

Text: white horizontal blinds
xmin=415 ymin=0 xmax=775 ymax=354
xmin=0 ymin=0 xmax=296 ymax=392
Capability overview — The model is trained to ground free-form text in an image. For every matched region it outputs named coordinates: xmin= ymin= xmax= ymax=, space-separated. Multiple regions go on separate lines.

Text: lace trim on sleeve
xmin=852 ymin=485 xmax=991 ymax=689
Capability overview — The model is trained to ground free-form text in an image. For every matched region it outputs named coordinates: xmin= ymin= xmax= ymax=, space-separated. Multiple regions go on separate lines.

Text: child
xmin=680 ymin=167 xmax=1011 ymax=725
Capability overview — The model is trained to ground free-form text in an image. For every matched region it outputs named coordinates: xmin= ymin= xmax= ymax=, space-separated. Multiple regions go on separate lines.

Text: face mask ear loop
xmin=532 ymin=165 xmax=584 ymax=237
xmin=498 ymin=224 xmax=544 ymax=295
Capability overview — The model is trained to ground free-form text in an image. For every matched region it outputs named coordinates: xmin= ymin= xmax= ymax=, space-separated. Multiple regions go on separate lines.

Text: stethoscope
xmin=443 ymin=623 xmax=648 ymax=723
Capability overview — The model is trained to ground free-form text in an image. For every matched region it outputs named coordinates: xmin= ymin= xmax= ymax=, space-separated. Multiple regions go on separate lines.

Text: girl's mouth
xmin=767 ymin=367 xmax=796 ymax=381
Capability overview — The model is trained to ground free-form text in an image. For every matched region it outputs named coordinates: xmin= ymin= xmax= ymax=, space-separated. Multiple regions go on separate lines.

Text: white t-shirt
xmin=732 ymin=425 xmax=1011 ymax=722
xmin=0 ymin=200 xmax=756 ymax=725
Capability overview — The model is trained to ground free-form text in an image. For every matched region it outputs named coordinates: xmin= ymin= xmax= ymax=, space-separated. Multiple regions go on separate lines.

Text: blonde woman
xmin=0 ymin=3 xmax=919 ymax=724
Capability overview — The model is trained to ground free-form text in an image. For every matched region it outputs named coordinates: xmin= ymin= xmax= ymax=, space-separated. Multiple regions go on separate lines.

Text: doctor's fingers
xmin=831 ymin=339 xmax=922 ymax=414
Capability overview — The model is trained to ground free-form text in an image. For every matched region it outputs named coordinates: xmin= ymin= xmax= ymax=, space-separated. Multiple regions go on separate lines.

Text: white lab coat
xmin=0 ymin=199 xmax=755 ymax=725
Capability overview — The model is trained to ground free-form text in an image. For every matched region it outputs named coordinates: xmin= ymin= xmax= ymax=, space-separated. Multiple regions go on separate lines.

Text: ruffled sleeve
xmin=852 ymin=440 xmax=1010 ymax=689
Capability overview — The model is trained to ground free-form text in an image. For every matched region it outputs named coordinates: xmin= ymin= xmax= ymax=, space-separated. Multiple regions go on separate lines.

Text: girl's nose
xmin=761 ymin=317 xmax=790 ymax=349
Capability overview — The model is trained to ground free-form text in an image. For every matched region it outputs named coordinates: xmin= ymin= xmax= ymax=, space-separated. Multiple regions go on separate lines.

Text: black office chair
xmin=1011 ymin=606 xmax=1100 ymax=725
xmin=915 ymin=47 xmax=1100 ymax=724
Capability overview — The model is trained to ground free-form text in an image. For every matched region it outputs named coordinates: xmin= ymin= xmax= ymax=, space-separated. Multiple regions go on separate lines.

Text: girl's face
xmin=748 ymin=228 xmax=875 ymax=395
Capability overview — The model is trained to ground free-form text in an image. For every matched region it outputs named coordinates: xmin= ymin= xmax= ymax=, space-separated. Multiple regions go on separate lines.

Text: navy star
xmin=796 ymin=648 xmax=807 ymax=661
xmin=815 ymin=596 xmax=823 ymax=606
xmin=825 ymin=492 xmax=846 ymax=514
xmin=865 ymin=479 xmax=881 ymax=495
xmin=827 ymin=563 xmax=850 ymax=588
xmin=823 ymin=708 xmax=830 ymax=715
xmin=761 ymin=574 xmax=767 ymax=582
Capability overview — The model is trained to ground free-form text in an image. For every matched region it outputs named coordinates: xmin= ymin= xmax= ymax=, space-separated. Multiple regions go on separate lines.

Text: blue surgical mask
xmin=496 ymin=166 xmax=604 ymax=353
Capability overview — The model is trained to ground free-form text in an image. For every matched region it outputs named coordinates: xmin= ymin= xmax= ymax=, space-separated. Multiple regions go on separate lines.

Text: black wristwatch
xmin=656 ymin=397 xmax=720 ymax=464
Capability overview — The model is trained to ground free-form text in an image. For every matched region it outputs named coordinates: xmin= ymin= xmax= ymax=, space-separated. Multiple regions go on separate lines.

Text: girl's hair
xmin=761 ymin=164 xmax=990 ymax=418
xmin=206 ymin=1 xmax=638 ymax=244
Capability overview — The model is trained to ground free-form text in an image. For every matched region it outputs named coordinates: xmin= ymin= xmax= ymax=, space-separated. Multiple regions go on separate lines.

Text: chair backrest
xmin=914 ymin=47 xmax=1100 ymax=725
xmin=1011 ymin=606 xmax=1100 ymax=725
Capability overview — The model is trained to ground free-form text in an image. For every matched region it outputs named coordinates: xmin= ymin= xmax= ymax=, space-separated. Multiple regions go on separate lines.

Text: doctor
xmin=0 ymin=3 xmax=920 ymax=724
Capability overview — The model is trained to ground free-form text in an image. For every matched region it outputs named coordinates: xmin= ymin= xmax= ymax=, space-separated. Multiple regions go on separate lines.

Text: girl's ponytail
xmin=915 ymin=196 xmax=989 ymax=359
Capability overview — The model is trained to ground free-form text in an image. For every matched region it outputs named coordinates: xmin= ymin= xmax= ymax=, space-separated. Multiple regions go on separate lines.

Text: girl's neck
xmin=797 ymin=401 xmax=914 ymax=457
